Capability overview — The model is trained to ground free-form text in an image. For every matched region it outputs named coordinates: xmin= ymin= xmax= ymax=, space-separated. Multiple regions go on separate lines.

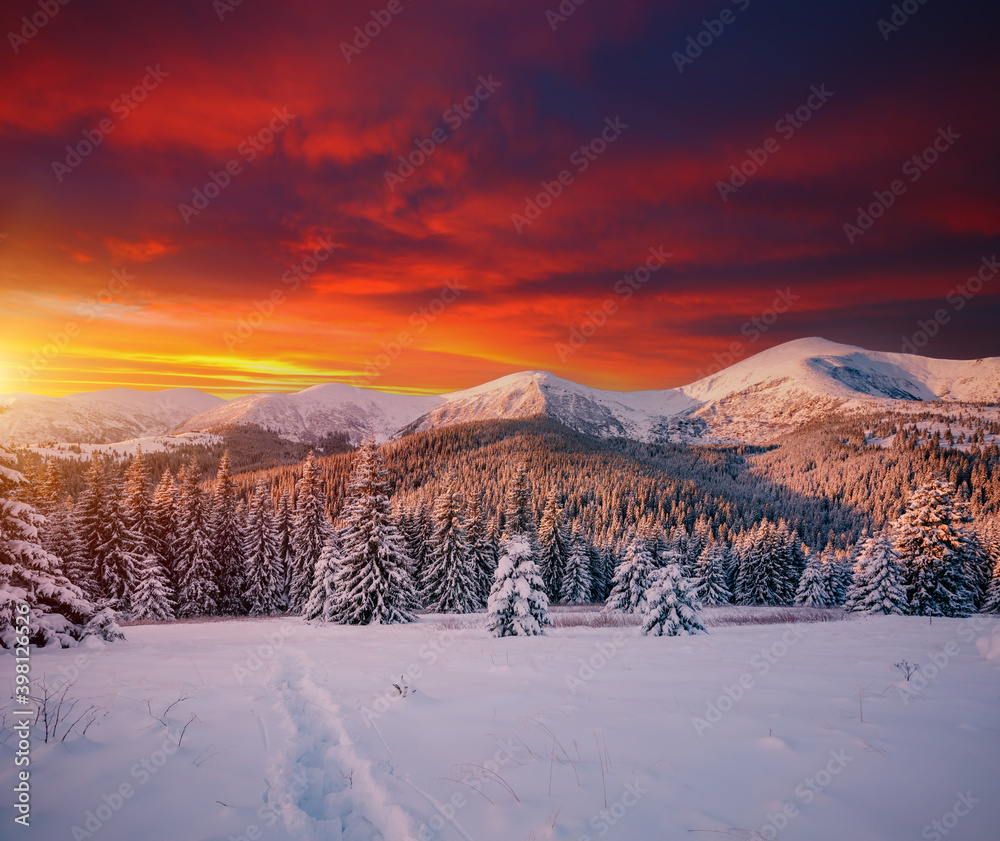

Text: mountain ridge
xmin=2 ymin=338 xmax=998 ymax=446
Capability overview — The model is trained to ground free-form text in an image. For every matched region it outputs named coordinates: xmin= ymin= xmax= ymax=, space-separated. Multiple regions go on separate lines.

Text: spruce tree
xmin=560 ymin=522 xmax=593 ymax=604
xmin=74 ymin=454 xmax=110 ymax=601
xmin=503 ymin=464 xmax=533 ymax=537
xmin=275 ymin=491 xmax=296 ymax=611
xmin=794 ymin=549 xmax=832 ymax=607
xmin=1 ymin=445 xmax=114 ymax=647
xmin=151 ymin=470 xmax=179 ymax=592
xmin=210 ymin=451 xmax=246 ymax=614
xmin=604 ymin=536 xmax=656 ymax=614
xmin=844 ymin=534 xmax=907 ymax=615
xmin=290 ymin=451 xmax=329 ymax=611
xmin=485 ymin=534 xmax=550 ymax=637
xmin=641 ymin=563 xmax=706 ymax=637
xmin=131 ymin=552 xmax=176 ymax=621
xmin=893 ymin=478 xmax=974 ymax=616
xmin=981 ymin=520 xmax=1000 ymax=613
xmin=693 ymin=539 xmax=732 ymax=605
xmin=303 ymin=532 xmax=344 ymax=622
xmin=735 ymin=520 xmax=797 ymax=605
xmin=423 ymin=483 xmax=478 ymax=613
xmin=175 ymin=459 xmax=219 ymax=617
xmin=466 ymin=490 xmax=497 ymax=607
xmin=332 ymin=437 xmax=416 ymax=624
xmin=243 ymin=480 xmax=282 ymax=615
xmin=537 ymin=491 xmax=570 ymax=599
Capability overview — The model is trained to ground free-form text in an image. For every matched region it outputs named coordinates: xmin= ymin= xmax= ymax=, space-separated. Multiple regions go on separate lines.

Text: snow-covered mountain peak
xmin=4 ymin=338 xmax=998 ymax=446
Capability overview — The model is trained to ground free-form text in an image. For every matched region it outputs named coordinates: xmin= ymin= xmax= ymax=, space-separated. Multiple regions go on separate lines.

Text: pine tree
xmin=243 ymin=479 xmax=282 ymax=615
xmin=844 ymin=534 xmax=907 ymax=615
xmin=641 ymin=563 xmax=706 ymax=637
xmin=794 ymin=549 xmax=832 ymax=607
xmin=210 ymin=451 xmax=246 ymax=614
xmin=604 ymin=536 xmax=657 ymax=614
xmin=131 ymin=552 xmax=176 ymax=621
xmin=537 ymin=491 xmax=570 ymax=599
xmin=693 ymin=539 xmax=731 ymax=605
xmin=1 ymin=445 xmax=114 ymax=648
xmin=332 ymin=437 xmax=416 ymax=624
xmin=485 ymin=534 xmax=550 ymax=637
xmin=466 ymin=490 xmax=497 ymax=607
xmin=174 ymin=459 xmax=219 ymax=617
xmin=423 ymin=483 xmax=478 ymax=613
xmin=290 ymin=451 xmax=329 ymax=611
xmin=893 ymin=478 xmax=974 ymax=616
xmin=560 ymin=522 xmax=593 ymax=604
xmin=303 ymin=532 xmax=344 ymax=622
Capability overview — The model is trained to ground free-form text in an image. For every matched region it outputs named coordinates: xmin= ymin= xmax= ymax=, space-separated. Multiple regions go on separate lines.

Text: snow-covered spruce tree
xmin=303 ymin=532 xmax=345 ymax=622
xmin=693 ymin=539 xmax=732 ymax=605
xmin=844 ymin=533 xmax=907 ymax=615
xmin=0 ymin=445 xmax=116 ymax=648
xmin=95 ymin=481 xmax=145 ymax=614
xmin=131 ymin=552 xmax=175 ymax=621
xmin=401 ymin=500 xmax=431 ymax=585
xmin=590 ymin=544 xmax=615 ymax=602
xmin=73 ymin=454 xmax=111 ymax=600
xmin=210 ymin=451 xmax=247 ymax=615
xmin=980 ymin=520 xmax=1000 ymax=613
xmin=243 ymin=480 xmax=282 ymax=616
xmin=603 ymin=535 xmax=657 ymax=614
xmin=275 ymin=491 xmax=295 ymax=611
xmin=423 ymin=483 xmax=478 ymax=613
xmin=290 ymin=451 xmax=329 ymax=611
xmin=794 ymin=549 xmax=832 ymax=607
xmin=485 ymin=534 xmax=550 ymax=637
xmin=640 ymin=563 xmax=706 ymax=637
xmin=821 ymin=545 xmax=852 ymax=606
xmin=666 ymin=524 xmax=693 ymax=575
xmin=892 ymin=478 xmax=975 ymax=616
xmin=332 ymin=436 xmax=416 ymax=624
xmin=560 ymin=522 xmax=593 ymax=604
xmin=735 ymin=520 xmax=797 ymax=606
xmin=150 ymin=470 xmax=179 ymax=592
xmin=45 ymin=499 xmax=87 ymax=585
xmin=174 ymin=459 xmax=219 ymax=617
xmin=465 ymin=490 xmax=497 ymax=607
xmin=537 ymin=490 xmax=570 ymax=599
xmin=503 ymin=464 xmax=534 ymax=537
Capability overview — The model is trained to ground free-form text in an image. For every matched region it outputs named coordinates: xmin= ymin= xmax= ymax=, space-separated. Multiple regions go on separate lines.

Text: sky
xmin=1 ymin=0 xmax=997 ymax=398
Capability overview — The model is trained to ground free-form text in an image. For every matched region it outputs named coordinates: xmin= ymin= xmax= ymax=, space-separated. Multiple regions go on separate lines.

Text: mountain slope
xmin=0 ymin=388 xmax=224 ymax=444
xmin=5 ymin=338 xmax=998 ymax=446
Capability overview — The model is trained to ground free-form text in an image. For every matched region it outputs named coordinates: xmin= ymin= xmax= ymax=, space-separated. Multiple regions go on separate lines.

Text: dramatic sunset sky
xmin=1 ymin=0 xmax=997 ymax=397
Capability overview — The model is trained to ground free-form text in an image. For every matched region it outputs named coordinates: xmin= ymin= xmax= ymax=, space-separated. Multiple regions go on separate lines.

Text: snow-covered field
xmin=25 ymin=432 xmax=222 ymax=461
xmin=3 ymin=611 xmax=999 ymax=841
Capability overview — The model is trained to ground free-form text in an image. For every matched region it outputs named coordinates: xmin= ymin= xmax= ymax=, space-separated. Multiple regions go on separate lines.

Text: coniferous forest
xmin=4 ymin=409 xmax=999 ymax=644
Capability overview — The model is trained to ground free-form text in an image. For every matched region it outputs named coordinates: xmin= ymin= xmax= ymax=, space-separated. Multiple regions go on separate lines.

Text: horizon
xmin=5 ymin=334 xmax=999 ymax=401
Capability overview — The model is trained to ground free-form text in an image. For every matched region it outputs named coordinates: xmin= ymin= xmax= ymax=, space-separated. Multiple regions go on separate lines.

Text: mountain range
xmin=2 ymin=338 xmax=998 ymax=447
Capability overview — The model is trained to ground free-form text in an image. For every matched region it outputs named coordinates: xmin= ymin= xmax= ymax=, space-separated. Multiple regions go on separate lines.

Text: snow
xmin=0 ymin=388 xmax=224 ymax=445
xmin=3 ymin=611 xmax=997 ymax=841
xmin=6 ymin=338 xmax=1000 ymax=447
xmin=25 ymin=433 xmax=222 ymax=461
